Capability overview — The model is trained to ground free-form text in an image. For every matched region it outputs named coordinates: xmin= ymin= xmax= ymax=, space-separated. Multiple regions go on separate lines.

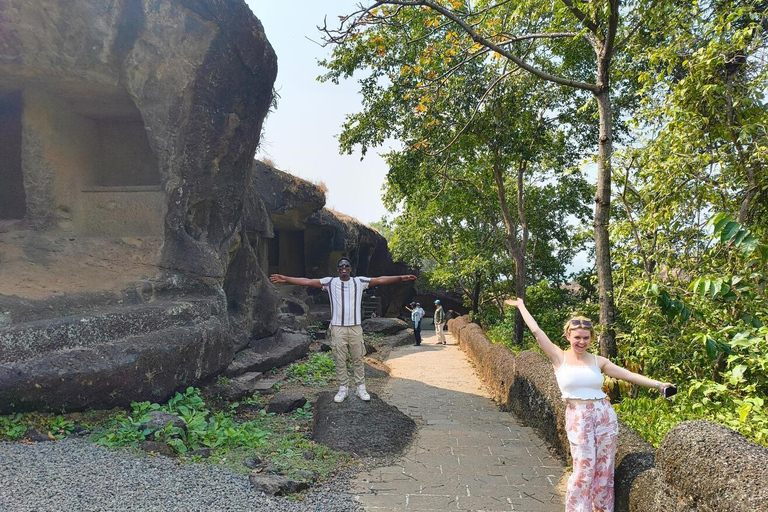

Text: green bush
xmin=0 ymin=412 xmax=73 ymax=441
xmin=91 ymin=387 xmax=350 ymax=479
xmin=486 ymin=279 xmax=597 ymax=352
xmin=285 ymin=353 xmax=336 ymax=387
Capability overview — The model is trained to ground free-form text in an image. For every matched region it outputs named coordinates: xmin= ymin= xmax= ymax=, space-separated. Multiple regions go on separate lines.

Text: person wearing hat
xmin=411 ymin=302 xmax=425 ymax=346
xmin=433 ymin=300 xmax=446 ymax=344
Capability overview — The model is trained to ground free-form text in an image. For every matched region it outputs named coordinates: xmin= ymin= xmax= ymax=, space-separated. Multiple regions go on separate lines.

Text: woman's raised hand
xmin=504 ymin=298 xmax=523 ymax=308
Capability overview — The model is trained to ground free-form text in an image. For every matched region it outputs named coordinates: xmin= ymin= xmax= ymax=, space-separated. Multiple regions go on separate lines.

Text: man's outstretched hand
xmin=269 ymin=274 xmax=286 ymax=284
xmin=402 ymin=275 xmax=417 ymax=281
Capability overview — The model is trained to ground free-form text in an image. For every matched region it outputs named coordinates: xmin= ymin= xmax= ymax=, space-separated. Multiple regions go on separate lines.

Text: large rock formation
xmin=0 ymin=0 xmax=279 ymax=412
xmin=251 ymin=160 xmax=414 ymax=326
xmin=0 ymin=0 xmax=413 ymax=414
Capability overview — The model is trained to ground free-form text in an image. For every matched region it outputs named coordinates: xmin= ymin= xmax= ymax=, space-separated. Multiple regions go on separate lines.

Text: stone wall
xmin=447 ymin=316 xmax=768 ymax=512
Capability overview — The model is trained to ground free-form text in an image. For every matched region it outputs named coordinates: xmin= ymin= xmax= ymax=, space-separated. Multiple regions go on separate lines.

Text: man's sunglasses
xmin=338 ymin=263 xmax=351 ymax=268
xmin=570 ymin=319 xmax=592 ymax=328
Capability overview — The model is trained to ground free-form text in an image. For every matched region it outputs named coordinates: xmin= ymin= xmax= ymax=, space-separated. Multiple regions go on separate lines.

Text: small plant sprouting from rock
xmin=215 ymin=375 xmax=232 ymax=386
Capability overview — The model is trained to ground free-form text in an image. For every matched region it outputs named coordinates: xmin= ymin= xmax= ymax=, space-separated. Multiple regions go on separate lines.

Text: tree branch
xmin=560 ymin=0 xmax=599 ymax=34
xmin=323 ymin=0 xmax=599 ymax=92
xmin=426 ymin=68 xmax=519 ymax=157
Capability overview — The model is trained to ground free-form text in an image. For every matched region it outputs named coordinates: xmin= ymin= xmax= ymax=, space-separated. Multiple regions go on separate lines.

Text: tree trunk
xmin=492 ymin=153 xmax=528 ymax=346
xmin=471 ymin=275 xmax=482 ymax=315
xmin=513 ymin=161 xmax=528 ymax=346
xmin=594 ymin=89 xmax=617 ymax=361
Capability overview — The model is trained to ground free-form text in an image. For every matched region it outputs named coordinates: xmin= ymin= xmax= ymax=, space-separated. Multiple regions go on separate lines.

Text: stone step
xmin=205 ymin=371 xmax=264 ymax=401
xmin=0 ymin=297 xmax=222 ymax=365
xmin=224 ymin=329 xmax=311 ymax=378
xmin=0 ymin=318 xmax=232 ymax=414
xmin=252 ymin=377 xmax=280 ymax=394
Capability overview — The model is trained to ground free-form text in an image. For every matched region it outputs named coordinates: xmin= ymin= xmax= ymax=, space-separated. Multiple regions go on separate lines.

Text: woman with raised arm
xmin=505 ymin=298 xmax=674 ymax=512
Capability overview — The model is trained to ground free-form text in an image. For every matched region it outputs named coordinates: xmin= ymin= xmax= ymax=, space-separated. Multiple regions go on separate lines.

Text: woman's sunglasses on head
xmin=570 ymin=319 xmax=592 ymax=328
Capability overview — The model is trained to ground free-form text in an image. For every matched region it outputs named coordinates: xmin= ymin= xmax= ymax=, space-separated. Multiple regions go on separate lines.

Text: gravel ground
xmin=0 ymin=438 xmax=364 ymax=512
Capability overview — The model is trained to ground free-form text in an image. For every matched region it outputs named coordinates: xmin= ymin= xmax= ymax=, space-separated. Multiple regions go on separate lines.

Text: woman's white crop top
xmin=554 ymin=353 xmax=607 ymax=400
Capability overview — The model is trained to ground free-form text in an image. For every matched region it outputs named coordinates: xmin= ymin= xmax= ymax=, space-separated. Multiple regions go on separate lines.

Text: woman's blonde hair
xmin=563 ymin=315 xmax=595 ymax=339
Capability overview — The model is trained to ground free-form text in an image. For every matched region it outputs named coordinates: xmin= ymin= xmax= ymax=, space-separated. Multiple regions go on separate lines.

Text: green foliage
xmin=320 ymin=0 xmax=596 ymax=315
xmin=285 ymin=353 xmax=336 ymax=387
xmin=612 ymin=211 xmax=768 ymax=447
xmin=90 ymin=387 xmax=350 ymax=478
xmin=486 ymin=279 xmax=598 ymax=351
xmin=0 ymin=412 xmax=74 ymax=441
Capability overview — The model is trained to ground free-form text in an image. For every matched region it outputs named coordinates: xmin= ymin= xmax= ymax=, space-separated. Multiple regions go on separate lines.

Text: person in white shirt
xmin=410 ymin=303 xmax=425 ymax=346
xmin=505 ymin=298 xmax=674 ymax=512
xmin=270 ymin=258 xmax=416 ymax=402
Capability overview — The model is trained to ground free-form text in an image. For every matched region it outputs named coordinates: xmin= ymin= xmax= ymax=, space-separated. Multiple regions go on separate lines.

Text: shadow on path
xmin=351 ymin=330 xmax=566 ymax=511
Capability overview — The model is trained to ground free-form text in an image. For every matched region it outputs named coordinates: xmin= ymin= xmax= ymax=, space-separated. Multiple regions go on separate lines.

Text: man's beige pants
xmin=436 ymin=321 xmax=446 ymax=343
xmin=329 ymin=325 xmax=365 ymax=387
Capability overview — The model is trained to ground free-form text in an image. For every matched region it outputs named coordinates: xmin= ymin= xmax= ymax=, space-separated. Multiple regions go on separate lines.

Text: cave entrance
xmin=0 ymin=92 xmax=25 ymax=220
xmin=267 ymin=230 xmax=306 ymax=276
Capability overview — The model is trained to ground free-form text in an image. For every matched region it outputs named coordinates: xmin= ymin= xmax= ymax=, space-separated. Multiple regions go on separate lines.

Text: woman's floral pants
xmin=564 ymin=399 xmax=619 ymax=512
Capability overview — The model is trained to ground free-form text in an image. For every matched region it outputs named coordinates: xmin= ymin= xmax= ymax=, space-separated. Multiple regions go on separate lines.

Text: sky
xmin=247 ymin=1 xmax=391 ymax=225
xmin=246 ymin=1 xmax=592 ymax=273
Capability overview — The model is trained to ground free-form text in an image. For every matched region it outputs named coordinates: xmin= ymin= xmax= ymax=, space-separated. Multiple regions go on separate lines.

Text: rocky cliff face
xmin=0 ymin=0 xmax=279 ymax=412
xmin=0 ymin=0 xmax=412 ymax=414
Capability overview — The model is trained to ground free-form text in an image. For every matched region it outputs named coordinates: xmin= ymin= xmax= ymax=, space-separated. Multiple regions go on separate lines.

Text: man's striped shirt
xmin=320 ymin=276 xmax=371 ymax=326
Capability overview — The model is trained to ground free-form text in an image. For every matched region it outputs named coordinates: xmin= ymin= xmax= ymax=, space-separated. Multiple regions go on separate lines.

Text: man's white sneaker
xmin=356 ymin=384 xmax=370 ymax=401
xmin=334 ymin=385 xmax=348 ymax=403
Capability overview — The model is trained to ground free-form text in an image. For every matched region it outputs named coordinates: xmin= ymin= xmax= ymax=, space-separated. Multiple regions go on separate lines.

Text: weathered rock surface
xmin=139 ymin=411 xmax=188 ymax=435
xmin=656 ymin=420 xmax=768 ymax=512
xmin=140 ymin=441 xmax=176 ymax=458
xmin=266 ymin=393 xmax=307 ymax=414
xmin=312 ymin=391 xmax=416 ymax=457
xmin=0 ymin=318 xmax=233 ymax=413
xmin=379 ymin=329 xmax=416 ymax=349
xmin=248 ymin=473 xmax=310 ymax=496
xmin=362 ymin=317 xmax=409 ymax=335
xmin=204 ymin=372 xmax=264 ymax=402
xmin=250 ymin=162 xmax=325 ymax=231
xmin=0 ymin=0 xmax=279 ymax=412
xmin=224 ymin=329 xmax=312 ymax=378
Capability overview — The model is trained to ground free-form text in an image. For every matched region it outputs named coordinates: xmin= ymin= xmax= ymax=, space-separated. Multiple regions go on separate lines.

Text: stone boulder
xmin=379 ymin=329 xmax=416 ymax=349
xmin=249 ymin=473 xmax=310 ymax=496
xmin=266 ymin=393 xmax=307 ymax=414
xmin=139 ymin=411 xmax=187 ymax=435
xmin=224 ymin=330 xmax=312 ymax=378
xmin=204 ymin=372 xmax=264 ymax=402
xmin=140 ymin=441 xmax=176 ymax=458
xmin=250 ymin=162 xmax=325 ymax=231
xmin=362 ymin=317 xmax=409 ymax=335
xmin=312 ymin=391 xmax=416 ymax=457
xmin=0 ymin=317 xmax=233 ymax=413
xmin=656 ymin=420 xmax=768 ymax=511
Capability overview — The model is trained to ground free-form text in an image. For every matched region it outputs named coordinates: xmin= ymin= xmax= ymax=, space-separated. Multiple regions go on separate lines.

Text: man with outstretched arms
xmin=270 ymin=258 xmax=417 ymax=403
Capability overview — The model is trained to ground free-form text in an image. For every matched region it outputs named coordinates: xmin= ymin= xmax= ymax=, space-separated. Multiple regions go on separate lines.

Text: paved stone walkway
xmin=351 ymin=329 xmax=565 ymax=512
